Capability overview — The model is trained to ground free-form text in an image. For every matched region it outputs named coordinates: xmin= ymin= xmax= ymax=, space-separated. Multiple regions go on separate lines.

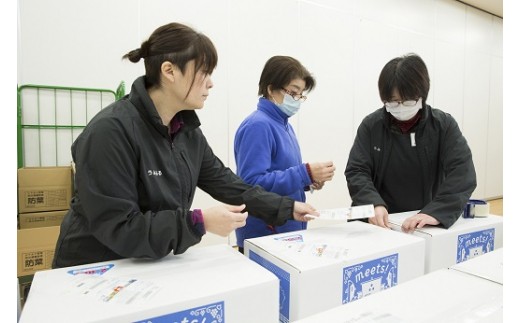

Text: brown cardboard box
xmin=18 ymin=166 xmax=73 ymax=213
xmin=18 ymin=210 xmax=67 ymax=229
xmin=17 ymin=226 xmax=60 ymax=277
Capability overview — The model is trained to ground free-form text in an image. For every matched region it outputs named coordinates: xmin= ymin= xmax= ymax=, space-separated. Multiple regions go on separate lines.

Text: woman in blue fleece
xmin=234 ymin=56 xmax=336 ymax=253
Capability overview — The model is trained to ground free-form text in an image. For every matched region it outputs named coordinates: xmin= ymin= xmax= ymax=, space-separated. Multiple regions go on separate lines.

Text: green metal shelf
xmin=17 ymin=82 xmax=125 ymax=168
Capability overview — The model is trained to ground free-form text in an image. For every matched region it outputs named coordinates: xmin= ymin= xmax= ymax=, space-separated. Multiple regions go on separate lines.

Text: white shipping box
xmin=244 ymin=221 xmax=425 ymax=322
xmin=389 ymin=211 xmax=503 ymax=273
xmin=19 ymin=244 xmax=279 ymax=323
xmin=293 ymin=268 xmax=502 ymax=323
xmin=449 ymin=247 xmax=503 ymax=284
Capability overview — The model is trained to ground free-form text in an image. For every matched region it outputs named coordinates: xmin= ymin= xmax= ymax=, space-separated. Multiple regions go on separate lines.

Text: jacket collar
xmin=257 ymin=97 xmax=289 ymax=124
xmin=128 ymin=76 xmax=201 ymax=135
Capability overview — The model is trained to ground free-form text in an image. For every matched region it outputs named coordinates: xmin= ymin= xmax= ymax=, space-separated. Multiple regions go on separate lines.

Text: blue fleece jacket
xmin=234 ymin=97 xmax=313 ymax=247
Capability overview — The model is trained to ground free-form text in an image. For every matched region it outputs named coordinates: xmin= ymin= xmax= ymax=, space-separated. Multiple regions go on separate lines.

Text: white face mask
xmin=274 ymin=93 xmax=301 ymax=117
xmin=385 ymin=98 xmax=423 ymax=121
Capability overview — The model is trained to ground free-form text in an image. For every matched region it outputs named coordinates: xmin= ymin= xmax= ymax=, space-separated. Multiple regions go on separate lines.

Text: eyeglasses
xmin=384 ymin=99 xmax=419 ymax=109
xmin=282 ymin=88 xmax=307 ymax=102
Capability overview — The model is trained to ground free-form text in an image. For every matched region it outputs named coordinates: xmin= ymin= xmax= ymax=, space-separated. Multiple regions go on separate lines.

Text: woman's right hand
xmin=368 ymin=205 xmax=390 ymax=229
xmin=308 ymin=161 xmax=336 ymax=183
xmin=202 ymin=204 xmax=248 ymax=237
xmin=293 ymin=201 xmax=319 ymax=222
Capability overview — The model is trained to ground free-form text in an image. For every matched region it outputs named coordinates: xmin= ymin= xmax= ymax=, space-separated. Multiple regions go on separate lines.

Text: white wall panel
xmin=357 ymin=0 xmax=435 ymax=37
xmin=485 ymin=56 xmax=503 ymax=198
xmin=462 ymin=52 xmax=491 ymax=199
xmin=491 ymin=16 xmax=503 ymax=57
xmin=432 ymin=40 xmax=465 ymax=124
xmin=17 ymin=0 xmax=139 ymax=90
xmin=302 ymin=0 xmax=356 ymax=15
xmin=353 ymin=19 xmax=401 ymax=129
xmin=465 ymin=5 xmax=494 ymax=55
xmin=435 ymin=0 xmax=466 ymax=44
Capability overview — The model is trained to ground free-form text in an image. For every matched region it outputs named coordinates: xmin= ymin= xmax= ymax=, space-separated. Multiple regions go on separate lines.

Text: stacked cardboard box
xmin=17 ymin=166 xmax=73 ymax=276
xmin=17 ymin=166 xmax=73 ymax=214
xmin=19 ymin=210 xmax=67 ymax=229
xmin=17 ymin=166 xmax=73 ymax=307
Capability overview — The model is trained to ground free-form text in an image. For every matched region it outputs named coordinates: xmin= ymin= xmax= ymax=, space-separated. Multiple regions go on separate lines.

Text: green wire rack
xmin=17 ymin=82 xmax=125 ymax=168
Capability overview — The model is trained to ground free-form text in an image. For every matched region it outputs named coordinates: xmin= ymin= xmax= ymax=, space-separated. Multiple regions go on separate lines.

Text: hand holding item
xmin=368 ymin=205 xmax=390 ymax=229
xmin=202 ymin=204 xmax=248 ymax=237
xmin=308 ymin=161 xmax=336 ymax=183
xmin=293 ymin=201 xmax=319 ymax=222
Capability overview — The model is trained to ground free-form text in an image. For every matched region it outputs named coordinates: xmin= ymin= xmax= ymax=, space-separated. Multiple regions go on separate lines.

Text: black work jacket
xmin=345 ymin=105 xmax=477 ymax=228
xmin=53 ymin=76 xmax=293 ymax=268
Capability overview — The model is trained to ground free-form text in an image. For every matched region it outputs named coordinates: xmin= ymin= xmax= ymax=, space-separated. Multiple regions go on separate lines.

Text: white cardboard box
xmin=19 ymin=244 xmax=279 ymax=323
xmin=293 ymin=268 xmax=503 ymax=323
xmin=449 ymin=247 xmax=503 ymax=284
xmin=244 ymin=221 xmax=425 ymax=322
xmin=388 ymin=211 xmax=503 ymax=273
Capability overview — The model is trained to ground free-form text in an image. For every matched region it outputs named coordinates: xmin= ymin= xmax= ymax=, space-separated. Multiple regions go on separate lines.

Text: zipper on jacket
xmin=179 ymin=150 xmax=194 ymax=202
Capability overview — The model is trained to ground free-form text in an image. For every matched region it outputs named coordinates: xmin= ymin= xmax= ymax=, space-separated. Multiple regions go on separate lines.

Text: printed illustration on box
xmin=135 ymin=301 xmax=224 ymax=323
xmin=457 ymin=229 xmax=495 ymax=263
xmin=343 ymin=254 xmax=398 ymax=304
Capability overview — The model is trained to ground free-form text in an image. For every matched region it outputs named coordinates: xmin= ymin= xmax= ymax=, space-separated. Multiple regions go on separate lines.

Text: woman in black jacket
xmin=53 ymin=22 xmax=318 ymax=268
xmin=345 ymin=53 xmax=476 ymax=233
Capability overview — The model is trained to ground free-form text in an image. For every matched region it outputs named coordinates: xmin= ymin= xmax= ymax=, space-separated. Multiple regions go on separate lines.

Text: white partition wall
xmin=17 ymin=0 xmax=503 ymax=246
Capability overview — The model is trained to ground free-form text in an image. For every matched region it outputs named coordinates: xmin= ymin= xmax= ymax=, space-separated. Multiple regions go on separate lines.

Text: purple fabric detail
xmin=191 ymin=209 xmax=206 ymax=235
xmin=169 ymin=114 xmax=185 ymax=138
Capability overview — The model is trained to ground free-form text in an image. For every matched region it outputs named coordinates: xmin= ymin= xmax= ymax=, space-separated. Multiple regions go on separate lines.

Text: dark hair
xmin=258 ymin=56 xmax=316 ymax=97
xmin=378 ymin=53 xmax=430 ymax=103
xmin=122 ymin=22 xmax=218 ymax=90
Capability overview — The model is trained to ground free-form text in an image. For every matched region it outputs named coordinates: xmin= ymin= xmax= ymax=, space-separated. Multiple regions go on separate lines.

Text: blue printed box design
xmin=249 ymin=250 xmax=290 ymax=323
xmin=457 ymin=228 xmax=495 ymax=263
xmin=134 ymin=301 xmax=224 ymax=323
xmin=343 ymin=254 xmax=398 ymax=304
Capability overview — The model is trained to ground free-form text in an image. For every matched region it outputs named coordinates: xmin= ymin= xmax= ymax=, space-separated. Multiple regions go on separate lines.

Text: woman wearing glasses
xmin=233 ymin=55 xmax=336 ymax=253
xmin=345 ymin=53 xmax=476 ymax=233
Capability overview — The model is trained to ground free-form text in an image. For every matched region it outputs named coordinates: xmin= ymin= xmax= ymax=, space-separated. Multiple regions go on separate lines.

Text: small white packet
xmin=349 ymin=204 xmax=376 ymax=219
xmin=307 ymin=204 xmax=375 ymax=220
